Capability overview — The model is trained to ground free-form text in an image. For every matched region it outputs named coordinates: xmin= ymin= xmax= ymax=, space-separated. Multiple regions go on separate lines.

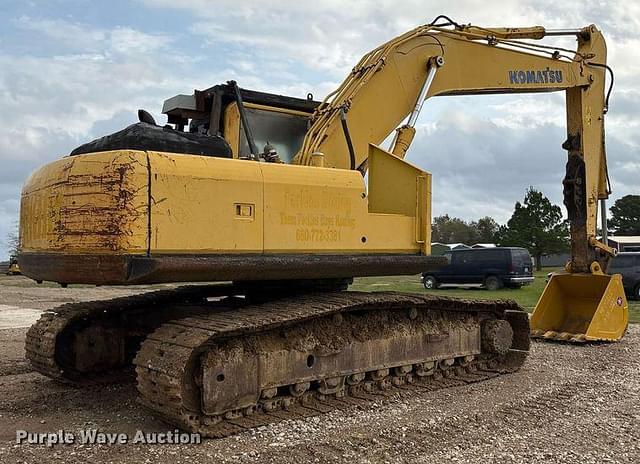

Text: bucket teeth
xmin=570 ymin=333 xmax=587 ymax=343
xmin=531 ymin=330 xmax=588 ymax=343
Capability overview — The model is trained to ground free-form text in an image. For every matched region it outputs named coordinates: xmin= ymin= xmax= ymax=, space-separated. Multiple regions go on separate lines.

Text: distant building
xmin=607 ymin=236 xmax=640 ymax=252
xmin=538 ymin=238 xmax=640 ymax=267
xmin=430 ymin=242 xmax=471 ymax=256
xmin=540 ymin=253 xmax=570 ymax=268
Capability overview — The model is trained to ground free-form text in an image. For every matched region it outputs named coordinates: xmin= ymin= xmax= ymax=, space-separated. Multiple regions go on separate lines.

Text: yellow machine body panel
xmin=530 ymin=273 xmax=628 ymax=342
xmin=149 ymin=151 xmax=265 ymax=253
xmin=20 ymin=150 xmax=149 ymax=254
xmin=20 ymin=146 xmax=430 ymax=262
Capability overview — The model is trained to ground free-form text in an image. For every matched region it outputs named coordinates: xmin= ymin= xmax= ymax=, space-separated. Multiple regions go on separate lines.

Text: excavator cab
xmin=531 ymin=272 xmax=628 ymax=342
xmin=162 ymin=82 xmax=318 ymax=163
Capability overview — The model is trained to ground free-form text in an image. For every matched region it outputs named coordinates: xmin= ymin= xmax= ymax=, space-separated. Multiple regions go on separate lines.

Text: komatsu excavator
xmin=19 ymin=16 xmax=627 ymax=436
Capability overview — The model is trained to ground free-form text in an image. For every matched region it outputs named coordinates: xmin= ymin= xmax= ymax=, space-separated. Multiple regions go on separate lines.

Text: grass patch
xmin=351 ymin=268 xmax=640 ymax=324
xmin=3 ymin=270 xmax=638 ymax=324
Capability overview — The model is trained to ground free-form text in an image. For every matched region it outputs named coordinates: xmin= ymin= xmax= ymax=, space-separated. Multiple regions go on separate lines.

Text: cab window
xmin=238 ymin=107 xmax=309 ymax=163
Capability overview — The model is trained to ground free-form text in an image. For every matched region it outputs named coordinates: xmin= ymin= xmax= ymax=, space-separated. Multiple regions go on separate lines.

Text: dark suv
xmin=607 ymin=252 xmax=640 ymax=300
xmin=422 ymin=247 xmax=534 ymax=290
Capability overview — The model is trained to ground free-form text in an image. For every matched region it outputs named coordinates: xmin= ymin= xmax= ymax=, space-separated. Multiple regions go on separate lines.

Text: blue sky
xmin=1 ymin=0 xmax=639 ymax=258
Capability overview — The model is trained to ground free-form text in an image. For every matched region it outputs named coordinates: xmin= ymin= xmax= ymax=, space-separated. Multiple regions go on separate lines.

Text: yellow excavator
xmin=6 ymin=256 xmax=21 ymax=275
xmin=19 ymin=16 xmax=627 ymax=436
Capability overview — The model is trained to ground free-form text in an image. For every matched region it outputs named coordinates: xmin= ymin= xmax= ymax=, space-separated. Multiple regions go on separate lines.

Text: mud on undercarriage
xmin=26 ymin=286 xmax=529 ymax=438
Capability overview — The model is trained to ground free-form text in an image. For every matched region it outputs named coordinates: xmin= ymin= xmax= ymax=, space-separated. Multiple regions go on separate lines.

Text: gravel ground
xmin=0 ymin=275 xmax=638 ymax=463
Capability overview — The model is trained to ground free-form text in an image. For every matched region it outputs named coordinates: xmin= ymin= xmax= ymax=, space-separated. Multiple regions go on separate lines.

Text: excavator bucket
xmin=530 ymin=273 xmax=628 ymax=342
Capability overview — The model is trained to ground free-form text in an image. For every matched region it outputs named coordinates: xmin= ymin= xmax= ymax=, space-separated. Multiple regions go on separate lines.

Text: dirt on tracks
xmin=0 ymin=276 xmax=638 ymax=463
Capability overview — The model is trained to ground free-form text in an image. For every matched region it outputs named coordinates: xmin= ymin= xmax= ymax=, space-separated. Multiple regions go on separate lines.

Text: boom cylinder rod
xmin=407 ymin=56 xmax=444 ymax=127
xmin=600 ymin=199 xmax=608 ymax=246
xmin=544 ymin=28 xmax=583 ymax=36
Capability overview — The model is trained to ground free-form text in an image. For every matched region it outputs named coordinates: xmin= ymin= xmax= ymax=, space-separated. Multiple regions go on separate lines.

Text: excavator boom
xmin=298 ymin=23 xmax=610 ymax=270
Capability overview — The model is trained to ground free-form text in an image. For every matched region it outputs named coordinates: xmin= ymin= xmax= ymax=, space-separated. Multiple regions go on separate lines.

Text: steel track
xmin=25 ymin=284 xmax=234 ymax=382
xmin=133 ymin=292 xmax=529 ymax=437
xmin=25 ymin=288 xmax=529 ymax=437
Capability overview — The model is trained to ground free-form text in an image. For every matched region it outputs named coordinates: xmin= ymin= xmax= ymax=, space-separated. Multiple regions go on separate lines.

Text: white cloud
xmin=13 ymin=16 xmax=173 ymax=55
xmin=145 ymin=0 xmax=550 ymax=77
xmin=407 ymin=104 xmax=569 ymax=223
xmin=109 ymin=27 xmax=173 ymax=54
xmin=12 ymin=15 xmax=107 ymax=47
xmin=489 ymin=94 xmax=566 ymax=130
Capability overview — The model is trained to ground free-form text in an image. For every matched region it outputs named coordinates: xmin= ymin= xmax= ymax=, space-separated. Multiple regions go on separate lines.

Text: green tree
xmin=471 ymin=216 xmax=501 ymax=243
xmin=432 ymin=215 xmax=502 ymax=245
xmin=609 ymin=195 xmax=640 ymax=235
xmin=500 ymin=188 xmax=569 ymax=270
xmin=431 ymin=215 xmax=475 ymax=244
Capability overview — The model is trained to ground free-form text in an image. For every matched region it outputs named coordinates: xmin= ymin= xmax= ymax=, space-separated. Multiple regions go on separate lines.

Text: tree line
xmin=432 ymin=189 xmax=640 ymax=270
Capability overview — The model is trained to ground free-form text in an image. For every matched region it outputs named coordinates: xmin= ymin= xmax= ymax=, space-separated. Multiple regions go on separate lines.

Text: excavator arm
xmin=295 ymin=20 xmax=627 ymax=341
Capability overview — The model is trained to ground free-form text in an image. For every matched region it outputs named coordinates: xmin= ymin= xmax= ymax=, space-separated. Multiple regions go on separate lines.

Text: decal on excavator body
xmin=509 ymin=69 xmax=563 ymax=84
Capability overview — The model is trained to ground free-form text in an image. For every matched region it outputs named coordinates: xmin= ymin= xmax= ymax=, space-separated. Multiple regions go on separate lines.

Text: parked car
xmin=607 ymin=252 xmax=640 ymax=300
xmin=422 ymin=247 xmax=534 ymax=290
